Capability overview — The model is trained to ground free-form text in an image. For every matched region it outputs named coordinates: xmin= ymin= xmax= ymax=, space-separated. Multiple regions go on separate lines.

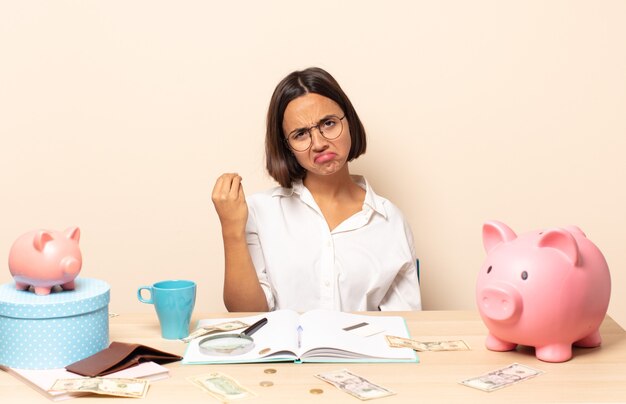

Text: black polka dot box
xmin=0 ymin=277 xmax=110 ymax=369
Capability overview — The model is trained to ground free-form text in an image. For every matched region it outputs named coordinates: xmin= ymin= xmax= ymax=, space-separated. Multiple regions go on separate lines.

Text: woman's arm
xmin=211 ymin=173 xmax=269 ymax=312
xmin=379 ymin=213 xmax=422 ymax=311
xmin=378 ymin=260 xmax=422 ymax=310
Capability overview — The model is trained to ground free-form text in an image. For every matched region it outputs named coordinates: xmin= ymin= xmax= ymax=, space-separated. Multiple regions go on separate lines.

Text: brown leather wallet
xmin=65 ymin=341 xmax=182 ymax=376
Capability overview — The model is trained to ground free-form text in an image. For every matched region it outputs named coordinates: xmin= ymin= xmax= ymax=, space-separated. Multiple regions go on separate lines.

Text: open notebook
xmin=183 ymin=309 xmax=418 ymax=365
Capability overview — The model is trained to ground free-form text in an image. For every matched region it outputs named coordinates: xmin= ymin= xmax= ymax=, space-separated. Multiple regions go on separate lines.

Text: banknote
xmin=460 ymin=363 xmax=544 ymax=392
xmin=50 ymin=377 xmax=149 ymax=398
xmin=182 ymin=320 xmax=249 ymax=342
xmin=315 ymin=369 xmax=395 ymax=400
xmin=385 ymin=335 xmax=470 ymax=351
xmin=189 ymin=372 xmax=256 ymax=401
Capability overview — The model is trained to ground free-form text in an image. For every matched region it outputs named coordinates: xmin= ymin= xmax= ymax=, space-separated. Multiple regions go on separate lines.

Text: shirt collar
xmin=354 ymin=175 xmax=388 ymax=219
xmin=271 ymin=175 xmax=388 ymax=219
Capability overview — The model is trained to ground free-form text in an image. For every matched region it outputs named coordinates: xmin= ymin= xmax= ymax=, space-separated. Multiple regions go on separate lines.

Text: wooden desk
xmin=1 ymin=311 xmax=625 ymax=403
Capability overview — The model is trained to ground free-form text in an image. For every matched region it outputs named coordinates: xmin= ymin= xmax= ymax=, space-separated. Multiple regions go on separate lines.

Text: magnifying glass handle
xmin=243 ymin=317 xmax=268 ymax=337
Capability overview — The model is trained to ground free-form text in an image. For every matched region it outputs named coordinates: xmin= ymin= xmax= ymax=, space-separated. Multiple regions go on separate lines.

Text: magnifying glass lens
xmin=199 ymin=336 xmax=254 ymax=355
xmin=198 ymin=317 xmax=268 ymax=356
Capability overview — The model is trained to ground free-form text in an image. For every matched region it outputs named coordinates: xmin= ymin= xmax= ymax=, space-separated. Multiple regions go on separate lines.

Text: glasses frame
xmin=284 ymin=115 xmax=346 ymax=152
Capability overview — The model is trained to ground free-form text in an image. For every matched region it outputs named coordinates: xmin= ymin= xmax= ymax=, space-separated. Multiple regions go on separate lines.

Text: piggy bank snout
xmin=478 ymin=284 xmax=523 ymax=322
xmin=61 ymin=256 xmax=81 ymax=275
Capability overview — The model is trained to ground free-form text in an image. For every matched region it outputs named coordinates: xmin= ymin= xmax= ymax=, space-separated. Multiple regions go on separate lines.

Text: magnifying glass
xmin=198 ymin=317 xmax=268 ymax=356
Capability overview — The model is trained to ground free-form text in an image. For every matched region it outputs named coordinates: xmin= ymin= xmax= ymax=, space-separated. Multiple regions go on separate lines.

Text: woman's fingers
xmin=212 ymin=173 xmax=243 ymax=202
xmin=229 ymin=174 xmax=244 ymax=200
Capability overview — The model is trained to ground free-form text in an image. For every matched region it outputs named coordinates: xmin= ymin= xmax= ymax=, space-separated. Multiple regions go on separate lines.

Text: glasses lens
xmin=319 ymin=116 xmax=343 ymax=140
xmin=287 ymin=131 xmax=311 ymax=152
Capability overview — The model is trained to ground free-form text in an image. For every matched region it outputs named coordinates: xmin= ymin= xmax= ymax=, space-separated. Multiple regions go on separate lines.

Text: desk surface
xmin=1 ymin=311 xmax=626 ymax=403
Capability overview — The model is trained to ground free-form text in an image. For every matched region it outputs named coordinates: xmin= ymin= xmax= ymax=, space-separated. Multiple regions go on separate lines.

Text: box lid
xmin=0 ymin=277 xmax=110 ymax=319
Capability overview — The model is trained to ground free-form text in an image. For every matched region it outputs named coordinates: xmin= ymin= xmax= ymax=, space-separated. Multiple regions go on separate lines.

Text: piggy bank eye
xmin=487 ymin=266 xmax=492 ymax=274
xmin=521 ymin=271 xmax=528 ymax=280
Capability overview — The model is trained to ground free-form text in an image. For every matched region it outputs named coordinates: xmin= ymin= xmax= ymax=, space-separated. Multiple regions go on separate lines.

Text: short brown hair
xmin=265 ymin=67 xmax=367 ymax=188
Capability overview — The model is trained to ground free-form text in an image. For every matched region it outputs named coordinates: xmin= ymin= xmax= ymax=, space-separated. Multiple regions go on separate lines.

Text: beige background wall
xmin=1 ymin=1 xmax=625 ymax=327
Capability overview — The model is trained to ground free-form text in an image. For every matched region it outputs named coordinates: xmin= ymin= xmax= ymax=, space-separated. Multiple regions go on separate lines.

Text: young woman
xmin=212 ymin=67 xmax=421 ymax=312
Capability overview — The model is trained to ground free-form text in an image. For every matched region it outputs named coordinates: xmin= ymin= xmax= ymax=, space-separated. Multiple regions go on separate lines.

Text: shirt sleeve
xmin=246 ymin=199 xmax=276 ymax=311
xmin=378 ymin=217 xmax=422 ymax=311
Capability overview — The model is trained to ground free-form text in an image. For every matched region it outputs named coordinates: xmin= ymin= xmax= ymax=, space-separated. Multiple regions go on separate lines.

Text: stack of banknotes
xmin=50 ymin=377 xmax=149 ymax=398
xmin=182 ymin=320 xmax=249 ymax=342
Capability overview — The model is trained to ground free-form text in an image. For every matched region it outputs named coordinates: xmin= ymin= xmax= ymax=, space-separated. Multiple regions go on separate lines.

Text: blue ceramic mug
xmin=137 ymin=280 xmax=196 ymax=339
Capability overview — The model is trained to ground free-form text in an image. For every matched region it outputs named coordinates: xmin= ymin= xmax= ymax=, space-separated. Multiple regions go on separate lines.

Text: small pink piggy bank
xmin=477 ymin=220 xmax=611 ymax=362
xmin=8 ymin=227 xmax=82 ymax=295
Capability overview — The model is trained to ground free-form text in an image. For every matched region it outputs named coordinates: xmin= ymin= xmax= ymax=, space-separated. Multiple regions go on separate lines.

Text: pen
xmin=297 ymin=325 xmax=303 ymax=349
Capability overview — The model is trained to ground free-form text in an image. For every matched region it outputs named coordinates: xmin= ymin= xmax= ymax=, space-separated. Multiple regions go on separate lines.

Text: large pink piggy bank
xmin=8 ymin=227 xmax=82 ymax=295
xmin=477 ymin=220 xmax=611 ymax=362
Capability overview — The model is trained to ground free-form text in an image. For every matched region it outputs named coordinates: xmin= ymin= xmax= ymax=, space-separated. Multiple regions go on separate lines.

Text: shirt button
xmin=324 ymin=281 xmax=330 ymax=287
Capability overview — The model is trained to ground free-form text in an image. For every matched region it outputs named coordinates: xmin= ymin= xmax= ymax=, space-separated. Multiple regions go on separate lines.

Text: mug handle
xmin=137 ymin=286 xmax=153 ymax=304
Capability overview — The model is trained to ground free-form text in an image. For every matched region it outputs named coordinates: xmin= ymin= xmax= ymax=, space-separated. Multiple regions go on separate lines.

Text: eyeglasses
xmin=285 ymin=115 xmax=346 ymax=152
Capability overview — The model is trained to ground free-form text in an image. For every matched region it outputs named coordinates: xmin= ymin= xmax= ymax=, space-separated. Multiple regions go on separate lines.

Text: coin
xmin=258 ymin=348 xmax=271 ymax=355
xmin=260 ymin=381 xmax=274 ymax=387
xmin=264 ymin=368 xmax=277 ymax=374
xmin=309 ymin=388 xmax=324 ymax=394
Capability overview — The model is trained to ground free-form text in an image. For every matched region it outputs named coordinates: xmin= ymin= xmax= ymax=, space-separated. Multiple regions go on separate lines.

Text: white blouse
xmin=245 ymin=175 xmax=422 ymax=312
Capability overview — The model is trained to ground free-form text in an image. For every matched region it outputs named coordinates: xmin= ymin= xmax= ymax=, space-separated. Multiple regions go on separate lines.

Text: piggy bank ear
xmin=563 ymin=225 xmax=586 ymax=238
xmin=537 ymin=228 xmax=580 ymax=266
xmin=33 ymin=231 xmax=54 ymax=252
xmin=64 ymin=227 xmax=81 ymax=242
xmin=483 ymin=221 xmax=517 ymax=253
